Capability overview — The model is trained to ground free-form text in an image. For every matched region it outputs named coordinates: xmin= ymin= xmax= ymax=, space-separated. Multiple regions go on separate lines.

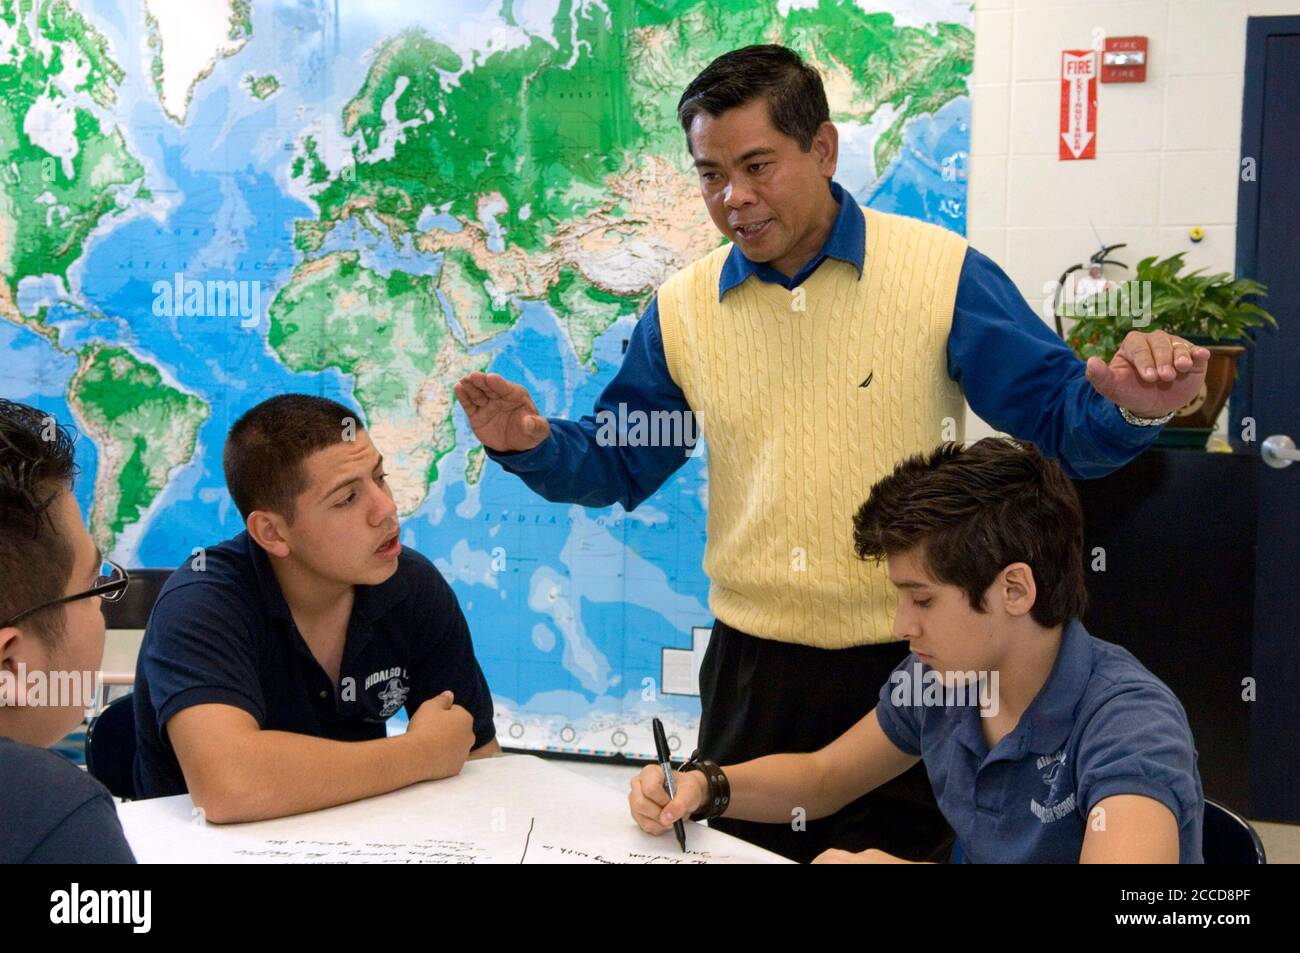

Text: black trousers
xmin=698 ymin=618 xmax=953 ymax=864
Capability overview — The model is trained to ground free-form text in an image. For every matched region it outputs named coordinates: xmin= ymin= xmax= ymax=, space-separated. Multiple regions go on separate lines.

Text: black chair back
xmin=102 ymin=569 xmax=172 ymax=630
xmin=1203 ymin=798 xmax=1267 ymax=864
xmin=85 ymin=693 xmax=137 ymax=800
xmin=87 ymin=569 xmax=171 ymax=799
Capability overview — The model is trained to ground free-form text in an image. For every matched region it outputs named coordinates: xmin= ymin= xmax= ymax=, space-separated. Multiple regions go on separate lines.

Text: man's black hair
xmin=677 ymin=44 xmax=830 ymax=153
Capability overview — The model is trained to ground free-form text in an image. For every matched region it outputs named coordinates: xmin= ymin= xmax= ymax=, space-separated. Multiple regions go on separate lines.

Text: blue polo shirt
xmin=133 ymin=532 xmax=496 ymax=799
xmin=875 ymin=619 xmax=1204 ymax=863
xmin=0 ymin=737 xmax=137 ymax=862
xmin=486 ymin=180 xmax=1161 ymax=511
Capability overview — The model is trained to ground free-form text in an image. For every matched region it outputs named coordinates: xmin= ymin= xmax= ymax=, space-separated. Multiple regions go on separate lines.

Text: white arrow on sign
xmin=1061 ymin=52 xmax=1096 ymax=159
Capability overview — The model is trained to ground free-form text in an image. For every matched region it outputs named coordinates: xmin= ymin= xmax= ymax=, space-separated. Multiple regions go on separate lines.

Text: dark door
xmin=1233 ymin=15 xmax=1300 ymax=822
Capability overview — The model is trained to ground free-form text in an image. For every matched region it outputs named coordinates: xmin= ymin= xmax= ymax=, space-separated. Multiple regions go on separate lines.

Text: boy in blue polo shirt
xmin=134 ymin=395 xmax=499 ymax=821
xmin=0 ymin=400 xmax=135 ymax=862
xmin=629 ymin=437 xmax=1204 ymax=863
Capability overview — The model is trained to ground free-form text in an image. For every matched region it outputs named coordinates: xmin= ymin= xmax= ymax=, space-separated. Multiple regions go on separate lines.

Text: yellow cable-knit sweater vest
xmin=658 ymin=207 xmax=968 ymax=649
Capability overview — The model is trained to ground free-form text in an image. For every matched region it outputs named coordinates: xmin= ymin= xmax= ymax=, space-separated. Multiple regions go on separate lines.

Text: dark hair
xmin=852 ymin=438 xmax=1088 ymax=628
xmin=677 ymin=44 xmax=830 ymax=154
xmin=0 ymin=400 xmax=79 ymax=643
xmin=223 ymin=394 xmax=364 ymax=522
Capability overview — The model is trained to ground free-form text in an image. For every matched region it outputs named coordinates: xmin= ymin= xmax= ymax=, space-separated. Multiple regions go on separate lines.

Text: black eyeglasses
xmin=0 ymin=559 xmax=131 ymax=629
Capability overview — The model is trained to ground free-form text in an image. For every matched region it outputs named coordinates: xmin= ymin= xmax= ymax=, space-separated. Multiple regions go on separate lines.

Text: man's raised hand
xmin=1084 ymin=330 xmax=1211 ymax=420
xmin=454 ymin=372 xmax=552 ymax=453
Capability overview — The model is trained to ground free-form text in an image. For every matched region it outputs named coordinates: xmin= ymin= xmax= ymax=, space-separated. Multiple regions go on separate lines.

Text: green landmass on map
xmin=0 ymin=0 xmax=146 ymax=286
xmin=244 ymin=72 xmax=280 ymax=100
xmin=68 ymin=346 xmax=209 ymax=548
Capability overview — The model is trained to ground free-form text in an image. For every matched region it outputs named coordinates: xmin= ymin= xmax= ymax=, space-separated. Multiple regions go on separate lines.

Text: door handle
xmin=1262 ymin=434 xmax=1300 ymax=469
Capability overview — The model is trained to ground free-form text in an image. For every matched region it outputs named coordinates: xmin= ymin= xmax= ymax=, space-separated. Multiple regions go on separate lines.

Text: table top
xmin=117 ymin=753 xmax=790 ymax=865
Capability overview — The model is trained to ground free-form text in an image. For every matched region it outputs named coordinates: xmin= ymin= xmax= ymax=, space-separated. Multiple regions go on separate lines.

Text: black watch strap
xmin=680 ymin=749 xmax=730 ymax=821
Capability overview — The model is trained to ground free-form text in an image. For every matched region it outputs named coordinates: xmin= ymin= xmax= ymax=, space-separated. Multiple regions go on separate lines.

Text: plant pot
xmin=1155 ymin=341 xmax=1245 ymax=449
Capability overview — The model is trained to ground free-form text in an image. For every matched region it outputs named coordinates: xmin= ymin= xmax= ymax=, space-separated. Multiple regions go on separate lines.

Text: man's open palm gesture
xmin=454 ymin=372 xmax=551 ymax=452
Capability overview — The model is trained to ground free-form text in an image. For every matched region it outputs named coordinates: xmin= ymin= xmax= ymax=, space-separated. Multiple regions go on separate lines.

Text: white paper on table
xmin=116 ymin=754 xmax=791 ymax=864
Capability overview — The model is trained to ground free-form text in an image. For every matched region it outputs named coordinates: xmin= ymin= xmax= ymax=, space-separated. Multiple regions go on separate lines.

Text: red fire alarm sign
xmin=1101 ymin=36 xmax=1149 ymax=83
xmin=1060 ymin=50 xmax=1097 ymax=160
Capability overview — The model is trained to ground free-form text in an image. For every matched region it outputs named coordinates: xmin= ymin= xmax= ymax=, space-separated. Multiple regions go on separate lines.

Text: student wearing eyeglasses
xmin=0 ymin=399 xmax=136 ymax=863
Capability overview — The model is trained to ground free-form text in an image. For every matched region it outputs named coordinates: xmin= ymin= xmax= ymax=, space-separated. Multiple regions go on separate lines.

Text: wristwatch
xmin=679 ymin=749 xmax=731 ymax=821
xmin=1117 ymin=405 xmax=1175 ymax=427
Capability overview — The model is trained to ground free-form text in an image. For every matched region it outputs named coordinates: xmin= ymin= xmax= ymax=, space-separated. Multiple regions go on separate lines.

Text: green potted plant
xmin=1064 ymin=253 xmax=1278 ymax=449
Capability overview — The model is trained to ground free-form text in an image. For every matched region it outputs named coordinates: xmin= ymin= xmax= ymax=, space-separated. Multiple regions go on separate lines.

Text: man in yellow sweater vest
xmin=455 ymin=46 xmax=1209 ymax=863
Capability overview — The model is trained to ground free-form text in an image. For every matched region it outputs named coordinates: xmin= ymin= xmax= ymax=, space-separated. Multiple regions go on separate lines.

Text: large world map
xmin=0 ymin=0 xmax=972 ymax=758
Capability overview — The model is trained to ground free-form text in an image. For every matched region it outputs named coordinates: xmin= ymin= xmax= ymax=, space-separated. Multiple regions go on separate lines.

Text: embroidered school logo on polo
xmin=365 ymin=666 xmax=410 ymax=717
xmin=1029 ymin=749 xmax=1076 ymax=823
xmin=377 ymin=678 xmax=409 ymax=717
